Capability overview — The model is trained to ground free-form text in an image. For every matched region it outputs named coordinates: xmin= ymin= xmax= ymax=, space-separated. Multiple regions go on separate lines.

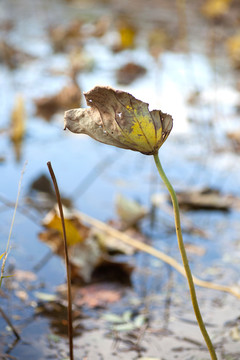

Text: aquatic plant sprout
xmin=64 ymin=85 xmax=217 ymax=360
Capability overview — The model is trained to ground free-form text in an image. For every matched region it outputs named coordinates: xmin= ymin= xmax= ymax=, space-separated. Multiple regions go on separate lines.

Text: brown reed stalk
xmin=47 ymin=161 xmax=74 ymax=360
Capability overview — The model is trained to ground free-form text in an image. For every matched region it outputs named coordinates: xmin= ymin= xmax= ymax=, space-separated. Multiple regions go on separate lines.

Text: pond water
xmin=1 ymin=0 xmax=240 ymax=359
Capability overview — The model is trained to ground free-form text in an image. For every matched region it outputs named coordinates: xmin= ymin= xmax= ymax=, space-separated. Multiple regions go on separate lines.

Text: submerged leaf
xmin=116 ymin=193 xmax=147 ymax=227
xmin=64 ymin=86 xmax=173 ymax=155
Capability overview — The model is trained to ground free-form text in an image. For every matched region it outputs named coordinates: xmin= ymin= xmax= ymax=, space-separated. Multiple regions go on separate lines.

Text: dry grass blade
xmin=77 ymin=211 xmax=240 ymax=300
xmin=47 ymin=161 xmax=74 ymax=360
xmin=1 ymin=161 xmax=27 ymax=288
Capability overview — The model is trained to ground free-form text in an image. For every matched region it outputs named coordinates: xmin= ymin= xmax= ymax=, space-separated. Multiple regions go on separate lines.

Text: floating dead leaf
xmin=116 ymin=62 xmax=146 ymax=85
xmin=64 ymin=86 xmax=173 ymax=155
xmin=226 ymin=33 xmax=240 ymax=69
xmin=14 ymin=269 xmax=37 ymax=282
xmin=176 ymin=187 xmax=237 ymax=211
xmin=28 ymin=173 xmax=72 ymax=211
xmin=74 ymin=282 xmax=124 ymax=308
xmin=227 ymin=130 xmax=240 ymax=151
xmin=35 ymin=298 xmax=82 ymax=336
xmin=184 ymin=242 xmax=206 ymax=256
xmin=42 ymin=206 xmax=90 ymax=247
xmin=15 ymin=290 xmax=29 ymax=301
xmin=115 ymin=194 xmax=147 ymax=228
xmin=49 ymin=20 xmax=82 ymax=52
xmin=10 ymin=95 xmax=26 ymax=162
xmin=69 ymin=236 xmax=103 ymax=283
xmin=35 ymin=82 xmax=81 ymax=121
xmin=30 ymin=174 xmax=55 ymax=196
xmin=96 ymin=231 xmax=135 ymax=255
xmin=202 ymin=0 xmax=233 ymax=18
xmin=91 ymin=16 xmax=110 ymax=38
xmin=230 ymin=325 xmax=240 ymax=341
xmin=0 ymin=40 xmax=35 ymax=69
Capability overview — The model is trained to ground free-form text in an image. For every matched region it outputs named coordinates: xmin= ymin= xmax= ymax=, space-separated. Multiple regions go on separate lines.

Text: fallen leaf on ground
xmin=35 ymin=82 xmax=81 ymax=121
xmin=116 ymin=62 xmax=146 ymax=85
xmin=74 ymin=282 xmax=124 ymax=308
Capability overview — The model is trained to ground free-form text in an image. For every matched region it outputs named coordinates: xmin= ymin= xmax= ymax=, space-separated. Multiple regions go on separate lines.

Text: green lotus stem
xmin=153 ymin=152 xmax=217 ymax=360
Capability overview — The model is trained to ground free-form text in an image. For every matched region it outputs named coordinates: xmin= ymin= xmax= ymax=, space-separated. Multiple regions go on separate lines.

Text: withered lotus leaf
xmin=64 ymin=86 xmax=173 ymax=155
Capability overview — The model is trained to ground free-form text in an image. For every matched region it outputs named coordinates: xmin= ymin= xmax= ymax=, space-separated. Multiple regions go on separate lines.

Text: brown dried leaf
xmin=0 ymin=40 xmax=35 ymax=69
xmin=176 ymin=187 xmax=236 ymax=211
xmin=49 ymin=20 xmax=82 ymax=52
xmin=35 ymin=82 xmax=81 ymax=121
xmin=116 ymin=62 xmax=146 ymax=85
xmin=64 ymin=86 xmax=173 ymax=155
xmin=227 ymin=130 xmax=240 ymax=151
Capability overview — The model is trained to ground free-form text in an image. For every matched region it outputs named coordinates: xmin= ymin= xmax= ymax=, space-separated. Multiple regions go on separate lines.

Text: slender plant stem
xmin=1 ymin=161 xmax=27 ymax=288
xmin=47 ymin=162 xmax=74 ymax=360
xmin=153 ymin=153 xmax=217 ymax=360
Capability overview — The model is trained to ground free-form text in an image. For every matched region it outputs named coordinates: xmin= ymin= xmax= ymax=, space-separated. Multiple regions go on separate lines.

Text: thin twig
xmin=47 ymin=161 xmax=74 ymax=360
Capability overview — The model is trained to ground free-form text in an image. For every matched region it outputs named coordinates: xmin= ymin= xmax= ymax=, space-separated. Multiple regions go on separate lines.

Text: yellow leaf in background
xmin=226 ymin=33 xmax=240 ymax=69
xmin=0 ymin=252 xmax=5 ymax=261
xmin=119 ymin=25 xmax=136 ymax=49
xmin=43 ymin=207 xmax=88 ymax=246
xmin=202 ymin=0 xmax=232 ymax=18
xmin=11 ymin=95 xmax=25 ymax=142
xmin=10 ymin=94 xmax=25 ymax=162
